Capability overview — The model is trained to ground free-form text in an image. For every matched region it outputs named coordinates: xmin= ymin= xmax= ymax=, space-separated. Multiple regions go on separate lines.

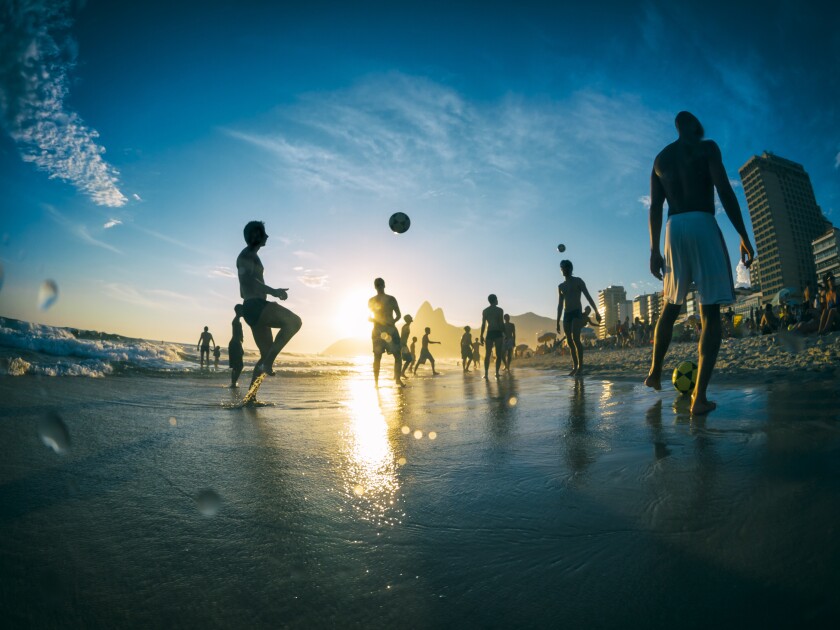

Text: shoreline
xmin=517 ymin=331 xmax=840 ymax=385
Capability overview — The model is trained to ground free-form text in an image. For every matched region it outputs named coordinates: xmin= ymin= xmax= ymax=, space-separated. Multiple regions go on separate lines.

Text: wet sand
xmin=2 ymin=367 xmax=840 ymax=627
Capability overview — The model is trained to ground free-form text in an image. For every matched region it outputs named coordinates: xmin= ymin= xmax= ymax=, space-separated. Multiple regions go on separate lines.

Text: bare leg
xmin=373 ymin=352 xmax=382 ymax=387
xmin=394 ymin=353 xmax=404 ymax=384
xmin=431 ymin=355 xmax=439 ymax=375
xmin=572 ymin=325 xmax=584 ymax=375
xmin=249 ymin=303 xmax=302 ymax=383
xmin=563 ymin=320 xmax=578 ymax=375
xmin=231 ymin=362 xmax=243 ymax=387
xmin=691 ymin=305 xmax=721 ymax=415
xmin=645 ymin=303 xmax=681 ymax=390
xmin=494 ymin=340 xmax=503 ymax=378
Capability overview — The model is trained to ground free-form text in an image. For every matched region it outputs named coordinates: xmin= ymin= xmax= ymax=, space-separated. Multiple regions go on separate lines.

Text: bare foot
xmin=395 ymin=379 xmax=405 ymax=387
xmin=568 ymin=367 xmax=578 ymax=376
xmin=249 ymin=362 xmax=266 ymax=386
xmin=433 ymin=371 xmax=440 ymax=376
xmin=644 ymin=372 xmax=661 ymax=390
xmin=690 ymin=398 xmax=717 ymax=415
xmin=483 ymin=374 xmax=488 ymax=379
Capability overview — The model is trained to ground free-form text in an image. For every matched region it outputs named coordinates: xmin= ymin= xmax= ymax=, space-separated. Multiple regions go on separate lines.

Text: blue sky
xmin=1 ymin=0 xmax=838 ymax=352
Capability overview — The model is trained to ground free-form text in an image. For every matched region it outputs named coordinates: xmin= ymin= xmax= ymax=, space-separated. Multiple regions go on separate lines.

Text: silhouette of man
xmin=502 ymin=314 xmax=516 ymax=371
xmin=368 ymin=277 xmax=403 ymax=387
xmin=645 ymin=112 xmax=754 ymax=414
xmin=197 ymin=326 xmax=215 ymax=370
xmin=461 ymin=326 xmax=473 ymax=372
xmin=400 ymin=314 xmax=414 ymax=378
xmin=413 ymin=327 xmax=440 ymax=376
xmin=229 ymin=304 xmax=244 ymax=387
xmin=556 ymin=260 xmax=601 ymax=376
xmin=472 ymin=336 xmax=481 ymax=367
xmin=481 ymin=294 xmax=505 ymax=379
xmin=237 ymin=221 xmax=303 ymax=385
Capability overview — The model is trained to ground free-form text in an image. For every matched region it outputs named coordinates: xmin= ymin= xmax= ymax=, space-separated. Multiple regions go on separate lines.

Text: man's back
xmin=369 ymin=293 xmax=397 ymax=326
xmin=654 ymin=140 xmax=716 ymax=216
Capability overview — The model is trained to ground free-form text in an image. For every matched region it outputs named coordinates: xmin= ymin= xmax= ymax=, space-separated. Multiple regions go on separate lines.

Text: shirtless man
xmin=236 ymin=221 xmax=302 ymax=384
xmin=399 ymin=314 xmax=414 ymax=378
xmin=645 ymin=112 xmax=754 ymax=415
xmin=480 ymin=294 xmax=505 ymax=379
xmin=368 ymin=278 xmax=403 ymax=387
xmin=460 ymin=326 xmax=473 ymax=372
xmin=556 ymin=260 xmax=601 ymax=376
xmin=413 ymin=327 xmax=440 ymax=376
xmin=197 ymin=326 xmax=215 ymax=369
xmin=502 ymin=314 xmax=516 ymax=371
xmin=228 ymin=304 xmax=245 ymax=387
xmin=472 ymin=337 xmax=481 ymax=368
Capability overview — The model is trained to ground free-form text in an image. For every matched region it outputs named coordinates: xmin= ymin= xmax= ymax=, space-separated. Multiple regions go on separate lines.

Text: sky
xmin=1 ymin=0 xmax=838 ymax=352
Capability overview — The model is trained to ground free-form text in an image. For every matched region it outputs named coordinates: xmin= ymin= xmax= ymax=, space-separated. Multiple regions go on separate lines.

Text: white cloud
xmin=209 ymin=266 xmax=236 ymax=278
xmin=292 ymin=266 xmax=304 ymax=271
xmin=293 ymin=250 xmax=319 ymax=260
xmin=735 ymin=262 xmax=751 ymax=288
xmin=0 ymin=1 xmax=127 ymax=207
xmin=728 ymin=178 xmax=741 ymax=188
xmin=103 ymin=218 xmax=122 ymax=229
xmin=297 ymin=270 xmax=329 ymax=289
xmin=45 ymin=205 xmax=121 ymax=254
xmin=101 ymin=283 xmax=166 ymax=309
xmin=638 ymin=195 xmax=652 ymax=209
xmin=132 ymin=193 xmax=142 ymax=201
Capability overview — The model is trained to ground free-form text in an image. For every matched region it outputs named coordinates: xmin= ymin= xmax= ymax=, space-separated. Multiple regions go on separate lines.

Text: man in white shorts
xmin=645 ymin=112 xmax=754 ymax=415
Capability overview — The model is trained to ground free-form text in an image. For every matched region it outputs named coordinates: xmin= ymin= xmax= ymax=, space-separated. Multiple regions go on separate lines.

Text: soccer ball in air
xmin=389 ymin=212 xmax=411 ymax=234
xmin=557 ymin=243 xmax=566 ymax=252
xmin=672 ymin=361 xmax=698 ymax=394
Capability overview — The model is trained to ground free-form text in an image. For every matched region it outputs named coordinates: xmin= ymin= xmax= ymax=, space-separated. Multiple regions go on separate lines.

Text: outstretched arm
xmin=708 ymin=142 xmax=754 ymax=267
xmin=649 ymin=167 xmax=666 ymax=280
xmin=580 ymin=282 xmax=601 ymax=322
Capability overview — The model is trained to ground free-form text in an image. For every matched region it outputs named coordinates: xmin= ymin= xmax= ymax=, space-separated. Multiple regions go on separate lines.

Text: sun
xmin=336 ymin=288 xmax=375 ymax=340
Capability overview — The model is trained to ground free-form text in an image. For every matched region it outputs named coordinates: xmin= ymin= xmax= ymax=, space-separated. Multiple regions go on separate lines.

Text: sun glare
xmin=337 ymin=288 xmax=375 ymax=340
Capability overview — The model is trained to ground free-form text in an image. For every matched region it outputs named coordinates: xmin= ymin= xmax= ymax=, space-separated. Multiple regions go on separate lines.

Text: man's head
xmin=412 ymin=336 xmax=417 ymax=342
xmin=488 ymin=294 xmax=498 ymax=305
xmin=504 ymin=314 xmax=510 ymax=322
xmin=374 ymin=277 xmax=385 ymax=291
xmin=675 ymin=111 xmax=704 ymax=141
xmin=560 ymin=260 xmax=573 ymax=276
xmin=464 ymin=325 xmax=471 ymax=332
xmin=243 ymin=220 xmax=266 ymax=246
xmin=234 ymin=304 xmax=243 ymax=317
xmin=204 ymin=326 xmax=208 ymax=332
xmin=404 ymin=314 xmax=413 ymax=323
xmin=425 ymin=327 xmax=431 ymax=333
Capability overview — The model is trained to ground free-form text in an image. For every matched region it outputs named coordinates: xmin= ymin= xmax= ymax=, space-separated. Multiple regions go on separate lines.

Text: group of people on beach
xmin=226 ymin=111 xmax=760 ymax=415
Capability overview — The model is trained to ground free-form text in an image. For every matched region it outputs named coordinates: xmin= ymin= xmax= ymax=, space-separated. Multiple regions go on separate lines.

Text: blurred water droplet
xmin=38 ymin=279 xmax=58 ymax=310
xmin=397 ymin=457 xmax=407 ymax=466
xmin=195 ymin=489 xmax=221 ymax=516
xmin=413 ymin=430 xmax=423 ymax=439
xmin=169 ymin=416 xmax=177 ymax=426
xmin=428 ymin=431 xmax=437 ymax=440
xmin=508 ymin=396 xmax=518 ymax=406
xmin=380 ymin=332 xmax=390 ymax=341
xmin=353 ymin=484 xmax=365 ymax=496
xmin=400 ymin=425 xmax=410 ymax=434
xmin=38 ymin=412 xmax=71 ymax=454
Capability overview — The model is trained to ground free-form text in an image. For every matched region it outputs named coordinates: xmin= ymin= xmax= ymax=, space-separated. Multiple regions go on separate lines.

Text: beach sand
xmin=2 ymin=364 xmax=840 ymax=627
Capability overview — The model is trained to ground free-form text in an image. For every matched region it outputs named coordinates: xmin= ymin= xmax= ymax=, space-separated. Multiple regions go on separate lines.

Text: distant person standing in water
xmin=399 ymin=314 xmax=414 ymax=378
xmin=472 ymin=336 xmax=481 ymax=367
xmin=461 ymin=326 xmax=473 ymax=372
xmin=213 ymin=345 xmax=221 ymax=370
xmin=503 ymin=314 xmax=516 ymax=371
xmin=237 ymin=221 xmax=303 ymax=385
xmin=228 ymin=304 xmax=245 ymax=387
xmin=413 ymin=327 xmax=440 ymax=376
xmin=645 ymin=112 xmax=754 ymax=415
xmin=557 ymin=260 xmax=601 ymax=376
xmin=368 ymin=278 xmax=403 ymax=387
xmin=481 ymin=294 xmax=505 ymax=379
xmin=197 ymin=326 xmax=215 ymax=370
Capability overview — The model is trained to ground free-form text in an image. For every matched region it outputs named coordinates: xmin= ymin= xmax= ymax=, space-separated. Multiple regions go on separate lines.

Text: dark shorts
xmin=228 ymin=342 xmax=243 ymax=370
xmin=486 ymin=330 xmax=503 ymax=341
xmin=563 ymin=309 xmax=582 ymax=326
xmin=372 ymin=324 xmax=400 ymax=355
xmin=200 ymin=344 xmax=210 ymax=355
xmin=242 ymin=298 xmax=267 ymax=327
xmin=417 ymin=349 xmax=434 ymax=364
xmin=461 ymin=347 xmax=472 ymax=360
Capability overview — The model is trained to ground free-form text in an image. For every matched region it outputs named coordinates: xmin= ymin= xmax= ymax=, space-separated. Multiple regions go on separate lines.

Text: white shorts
xmin=663 ymin=212 xmax=735 ymax=306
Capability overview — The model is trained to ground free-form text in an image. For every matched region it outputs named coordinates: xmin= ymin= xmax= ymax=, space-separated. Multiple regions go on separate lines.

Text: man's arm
xmin=480 ymin=312 xmax=488 ymax=342
xmin=210 ymin=334 xmax=216 ymax=348
xmin=238 ymin=255 xmax=288 ymax=299
xmin=707 ymin=142 xmax=754 ymax=267
xmin=580 ymin=281 xmax=602 ymax=322
xmin=649 ymin=167 xmax=667 ymax=280
xmin=391 ymin=298 xmax=401 ymax=323
xmin=556 ymin=287 xmax=565 ymax=333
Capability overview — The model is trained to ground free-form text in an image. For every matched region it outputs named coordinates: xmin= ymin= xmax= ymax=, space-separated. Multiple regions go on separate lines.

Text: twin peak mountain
xmin=322 ymin=301 xmax=555 ymax=357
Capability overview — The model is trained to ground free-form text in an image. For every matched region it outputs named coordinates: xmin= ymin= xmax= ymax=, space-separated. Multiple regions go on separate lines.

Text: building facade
xmin=739 ymin=152 xmax=830 ymax=297
xmin=598 ymin=286 xmax=626 ymax=338
xmin=812 ymin=227 xmax=840 ymax=283
xmin=632 ymin=292 xmax=662 ymax=325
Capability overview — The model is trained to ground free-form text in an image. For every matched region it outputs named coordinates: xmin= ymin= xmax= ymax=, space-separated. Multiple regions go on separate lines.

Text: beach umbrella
xmin=516 ymin=343 xmax=530 ymax=351
xmin=537 ymin=332 xmax=557 ymax=344
xmin=770 ymin=287 xmax=801 ymax=306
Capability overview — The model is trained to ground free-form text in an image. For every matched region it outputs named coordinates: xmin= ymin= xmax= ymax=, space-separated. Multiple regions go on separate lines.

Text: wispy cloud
xmin=103 ymin=218 xmax=122 ymax=229
xmin=209 ymin=266 xmax=236 ymax=278
xmin=132 ymin=193 xmax=142 ymax=201
xmin=293 ymin=250 xmax=319 ymax=260
xmin=131 ymin=224 xmax=203 ymax=254
xmin=45 ymin=205 xmax=121 ymax=254
xmin=297 ymin=269 xmax=329 ymax=289
xmin=638 ymin=195 xmax=652 ymax=209
xmin=100 ymin=283 xmax=166 ymax=309
xmin=0 ymin=0 xmax=126 ymax=207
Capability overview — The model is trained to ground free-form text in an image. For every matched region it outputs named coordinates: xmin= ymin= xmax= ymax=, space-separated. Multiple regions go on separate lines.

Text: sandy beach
xmin=520 ymin=331 xmax=840 ymax=383
xmin=2 ymin=359 xmax=840 ymax=627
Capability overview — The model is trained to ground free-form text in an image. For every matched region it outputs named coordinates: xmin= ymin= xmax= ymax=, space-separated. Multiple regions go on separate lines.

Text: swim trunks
xmin=228 ymin=342 xmax=243 ymax=370
xmin=416 ymin=349 xmax=433 ymax=364
xmin=486 ymin=330 xmax=503 ymax=341
xmin=663 ymin=212 xmax=734 ymax=306
xmin=563 ymin=309 xmax=582 ymax=326
xmin=242 ymin=298 xmax=267 ymax=327
xmin=461 ymin=346 xmax=472 ymax=360
xmin=372 ymin=323 xmax=400 ymax=355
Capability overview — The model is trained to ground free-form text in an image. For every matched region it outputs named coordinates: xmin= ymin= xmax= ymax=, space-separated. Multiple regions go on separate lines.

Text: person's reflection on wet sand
xmin=563 ymin=378 xmax=595 ymax=477
xmin=486 ymin=373 xmax=519 ymax=443
xmin=645 ymin=400 xmax=671 ymax=460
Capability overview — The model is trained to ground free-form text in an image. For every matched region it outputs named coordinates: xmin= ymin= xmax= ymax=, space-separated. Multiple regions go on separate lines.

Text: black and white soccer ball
xmin=672 ymin=360 xmax=698 ymax=394
xmin=389 ymin=212 xmax=411 ymax=234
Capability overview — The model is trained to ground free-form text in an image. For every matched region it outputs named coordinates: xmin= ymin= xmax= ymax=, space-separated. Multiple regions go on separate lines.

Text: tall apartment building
xmin=812 ymin=227 xmax=840 ymax=283
xmin=632 ymin=292 xmax=662 ymax=324
xmin=598 ymin=286 xmax=626 ymax=338
xmin=632 ymin=295 xmax=648 ymax=324
xmin=739 ymin=152 xmax=830 ymax=297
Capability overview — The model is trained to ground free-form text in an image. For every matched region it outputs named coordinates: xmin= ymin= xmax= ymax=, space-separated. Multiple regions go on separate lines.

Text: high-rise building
xmin=632 ymin=295 xmax=648 ymax=324
xmin=739 ymin=152 xmax=830 ymax=297
xmin=812 ymin=227 xmax=840 ymax=284
xmin=598 ymin=286 xmax=626 ymax=338
xmin=632 ymin=292 xmax=663 ymax=324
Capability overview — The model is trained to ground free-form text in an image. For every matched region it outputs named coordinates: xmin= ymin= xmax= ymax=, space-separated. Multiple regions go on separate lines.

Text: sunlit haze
xmin=1 ymin=0 xmax=837 ymax=352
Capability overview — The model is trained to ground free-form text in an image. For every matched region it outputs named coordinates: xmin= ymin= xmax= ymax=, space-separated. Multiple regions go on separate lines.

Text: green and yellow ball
xmin=672 ymin=361 xmax=698 ymax=395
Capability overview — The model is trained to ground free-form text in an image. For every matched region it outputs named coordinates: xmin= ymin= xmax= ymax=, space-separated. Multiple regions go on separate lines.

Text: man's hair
xmin=374 ymin=277 xmax=385 ymax=289
xmin=488 ymin=294 xmax=497 ymax=304
xmin=204 ymin=326 xmax=208 ymax=331
xmin=412 ymin=336 xmax=417 ymax=341
xmin=560 ymin=259 xmax=573 ymax=274
xmin=425 ymin=327 xmax=431 ymax=333
xmin=675 ymin=111 xmax=704 ymax=139
xmin=243 ymin=220 xmax=265 ymax=245
xmin=404 ymin=314 xmax=412 ymax=322
xmin=504 ymin=314 xmax=510 ymax=321
xmin=464 ymin=325 xmax=471 ymax=331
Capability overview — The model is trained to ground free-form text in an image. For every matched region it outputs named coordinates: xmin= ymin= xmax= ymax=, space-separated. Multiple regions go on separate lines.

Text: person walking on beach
xmin=461 ymin=326 xmax=474 ymax=372
xmin=413 ymin=327 xmax=440 ymax=376
xmin=503 ymin=314 xmax=516 ymax=371
xmin=472 ymin=336 xmax=481 ymax=368
xmin=481 ymin=294 xmax=506 ymax=379
xmin=213 ymin=345 xmax=221 ymax=370
xmin=400 ymin=315 xmax=415 ymax=378
xmin=556 ymin=260 xmax=601 ymax=376
xmin=368 ymin=278 xmax=404 ymax=387
xmin=229 ymin=304 xmax=245 ymax=387
xmin=197 ymin=326 xmax=215 ymax=370
xmin=237 ymin=220 xmax=303 ymax=385
xmin=406 ymin=336 xmax=418 ymax=374
xmin=644 ymin=112 xmax=754 ymax=415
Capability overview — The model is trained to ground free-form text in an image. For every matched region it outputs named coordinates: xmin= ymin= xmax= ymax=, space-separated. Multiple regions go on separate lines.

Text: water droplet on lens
xmin=38 ymin=412 xmax=71 ymax=454
xmin=397 ymin=457 xmax=407 ymax=466
xmin=38 ymin=279 xmax=59 ymax=310
xmin=413 ymin=430 xmax=423 ymax=439
xmin=353 ymin=484 xmax=365 ymax=496
xmin=508 ymin=396 xmax=518 ymax=406
xmin=428 ymin=431 xmax=437 ymax=440
xmin=195 ymin=488 xmax=221 ymax=516
xmin=169 ymin=416 xmax=177 ymax=426
xmin=401 ymin=425 xmax=410 ymax=434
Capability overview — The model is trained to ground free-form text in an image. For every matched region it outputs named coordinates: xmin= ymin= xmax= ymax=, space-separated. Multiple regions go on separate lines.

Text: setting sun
xmin=335 ymin=288 xmax=376 ymax=340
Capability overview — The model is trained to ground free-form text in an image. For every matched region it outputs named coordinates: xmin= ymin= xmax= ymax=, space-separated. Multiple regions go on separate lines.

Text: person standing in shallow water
xmin=481 ymin=294 xmax=505 ymax=379
xmin=368 ymin=278 xmax=403 ymax=387
xmin=197 ymin=326 xmax=215 ymax=370
xmin=461 ymin=326 xmax=473 ymax=372
xmin=413 ymin=327 xmax=441 ymax=376
xmin=228 ymin=304 xmax=245 ymax=387
xmin=645 ymin=112 xmax=754 ymax=415
xmin=557 ymin=260 xmax=601 ymax=377
xmin=236 ymin=221 xmax=303 ymax=385
xmin=502 ymin=314 xmax=516 ymax=371
xmin=399 ymin=314 xmax=414 ymax=379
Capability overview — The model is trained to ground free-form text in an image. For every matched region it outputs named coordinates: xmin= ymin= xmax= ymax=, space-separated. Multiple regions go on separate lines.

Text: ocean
xmin=2 ymin=317 xmax=840 ymax=627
